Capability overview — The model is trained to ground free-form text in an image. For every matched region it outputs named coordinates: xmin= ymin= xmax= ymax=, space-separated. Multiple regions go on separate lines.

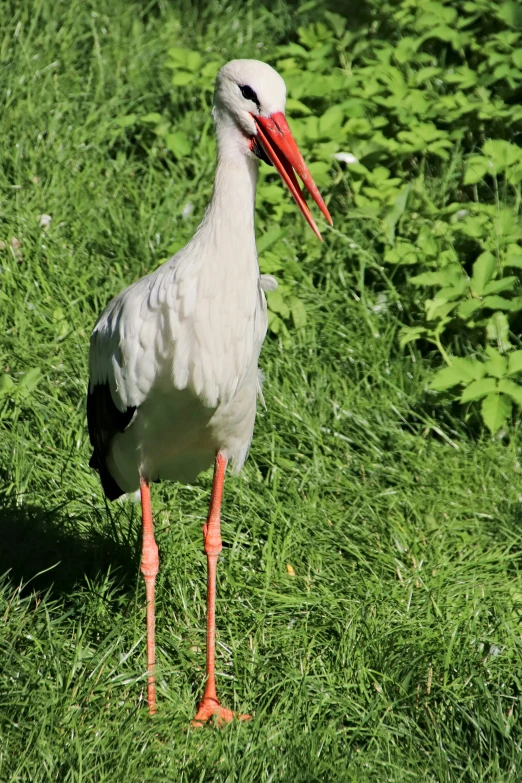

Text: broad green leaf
xmin=481 ymin=393 xmax=512 ymax=433
xmin=268 ymin=310 xmax=283 ymax=334
xmin=452 ymin=357 xmax=487 ymax=382
xmin=18 ymin=368 xmax=42 ymax=400
xmin=507 ymin=163 xmax=522 ymax=185
xmin=409 ymin=271 xmax=450 ymax=287
xmin=168 ymin=47 xmax=192 ymax=64
xmin=483 ymin=276 xmax=517 ymax=295
xmin=486 ymin=312 xmax=511 ymax=352
xmin=201 ymin=61 xmax=221 ymax=80
xmin=461 ymin=378 xmax=497 ymax=402
xmin=421 ymin=25 xmax=463 ymax=48
xmin=266 ymin=288 xmax=290 ymax=318
xmin=444 ymin=66 xmax=477 ymax=88
xmin=394 ymin=36 xmax=420 ymax=63
xmin=415 ymin=66 xmax=442 ymax=85
xmin=430 ymin=358 xmax=485 ymax=391
xmin=482 ymin=295 xmax=516 ymax=310
xmin=507 ymin=297 xmax=522 ymax=312
xmin=19 ymin=367 xmax=42 ymax=391
xmin=493 ymin=63 xmax=512 ymax=82
xmin=458 ymin=299 xmax=483 ymax=319
xmin=172 ymin=71 xmax=194 ymax=86
xmin=497 ymin=1 xmax=522 ymax=29
xmin=498 ymin=379 xmax=522 ymax=406
xmin=384 ymin=241 xmax=418 ymax=265
xmin=484 ymin=346 xmax=508 ymax=378
xmin=259 ymin=251 xmax=284 ymax=274
xmin=302 ymin=115 xmax=320 ymax=141
xmin=257 ymin=227 xmax=285 ymax=254
xmin=430 ymin=366 xmax=467 ymax=391
xmin=319 ymin=105 xmax=344 ymax=135
xmin=470 ymin=251 xmax=497 ymax=296
xmin=483 ymin=139 xmax=522 ymax=171
xmin=508 ymin=351 xmax=522 ymax=376
xmin=307 ymin=161 xmax=331 ymax=186
xmin=383 ymin=186 xmax=410 ymax=245
xmin=289 ymin=296 xmax=307 ymax=330
xmin=0 ymin=373 xmax=15 ymax=397
xmin=141 ymin=112 xmax=163 ymax=124
xmin=464 ymin=156 xmax=490 ymax=185
xmin=285 ymin=98 xmax=312 ymax=115
xmin=186 ymin=51 xmax=202 ymax=72
xmin=409 ymin=267 xmax=464 ymax=287
xmin=415 ymin=228 xmax=439 ymax=257
xmin=435 ymin=280 xmax=468 ymax=301
xmin=324 ymin=10 xmax=346 ymax=36
xmin=165 ymin=132 xmax=191 ymax=157
xmin=504 ymin=244 xmax=522 ymax=268
xmin=399 ymin=326 xmax=426 ymax=347
xmin=113 ymin=114 xmax=137 ymax=127
xmin=493 ymin=209 xmax=522 ymax=245
xmin=454 ymin=215 xmax=488 ymax=239
xmin=258 ymin=183 xmax=285 ymax=205
xmin=425 ymin=299 xmax=458 ymax=321
xmin=152 ymin=120 xmax=170 ymax=138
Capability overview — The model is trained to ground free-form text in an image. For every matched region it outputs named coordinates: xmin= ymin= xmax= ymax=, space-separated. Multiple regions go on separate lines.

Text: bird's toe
xmin=191 ymin=697 xmax=251 ymax=728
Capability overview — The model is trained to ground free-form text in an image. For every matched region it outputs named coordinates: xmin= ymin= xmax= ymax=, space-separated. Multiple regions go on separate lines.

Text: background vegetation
xmin=1 ymin=0 xmax=522 ymax=780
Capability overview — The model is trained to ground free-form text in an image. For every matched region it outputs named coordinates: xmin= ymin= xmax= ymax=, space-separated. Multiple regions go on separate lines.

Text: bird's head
xmin=213 ymin=59 xmax=332 ymax=240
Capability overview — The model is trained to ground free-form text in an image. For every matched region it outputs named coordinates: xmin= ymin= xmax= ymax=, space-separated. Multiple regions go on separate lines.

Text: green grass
xmin=1 ymin=1 xmax=522 ymax=781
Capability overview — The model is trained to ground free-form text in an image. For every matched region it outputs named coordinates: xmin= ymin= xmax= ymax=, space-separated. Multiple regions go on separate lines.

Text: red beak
xmin=254 ymin=112 xmax=333 ymax=241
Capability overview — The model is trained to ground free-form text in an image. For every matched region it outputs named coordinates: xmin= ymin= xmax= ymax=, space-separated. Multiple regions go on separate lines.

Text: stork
xmin=87 ymin=59 xmax=332 ymax=725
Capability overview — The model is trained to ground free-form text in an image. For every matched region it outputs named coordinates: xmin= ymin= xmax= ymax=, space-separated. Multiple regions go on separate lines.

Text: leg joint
xmin=204 ymin=536 xmax=222 ymax=557
xmin=141 ymin=540 xmax=159 ymax=579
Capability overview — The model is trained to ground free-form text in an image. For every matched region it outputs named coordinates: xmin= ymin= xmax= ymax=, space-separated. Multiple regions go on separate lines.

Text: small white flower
xmin=456 ymin=209 xmax=468 ymax=219
xmin=38 ymin=214 xmax=52 ymax=229
xmin=333 ymin=152 xmax=359 ymax=165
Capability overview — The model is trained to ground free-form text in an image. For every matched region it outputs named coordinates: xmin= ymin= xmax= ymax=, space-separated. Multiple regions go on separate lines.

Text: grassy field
xmin=1 ymin=1 xmax=522 ymax=781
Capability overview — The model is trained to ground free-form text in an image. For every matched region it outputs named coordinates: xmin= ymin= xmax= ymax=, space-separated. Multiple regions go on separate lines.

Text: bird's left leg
xmin=140 ymin=476 xmax=159 ymax=716
xmin=192 ymin=451 xmax=250 ymax=727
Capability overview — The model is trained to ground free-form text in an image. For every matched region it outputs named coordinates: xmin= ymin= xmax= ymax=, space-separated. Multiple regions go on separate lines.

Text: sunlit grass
xmin=1 ymin=2 xmax=521 ymax=781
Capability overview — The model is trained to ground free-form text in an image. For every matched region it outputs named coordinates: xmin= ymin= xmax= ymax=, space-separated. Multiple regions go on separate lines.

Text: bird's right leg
xmin=192 ymin=451 xmax=250 ymax=727
xmin=140 ymin=476 xmax=159 ymax=716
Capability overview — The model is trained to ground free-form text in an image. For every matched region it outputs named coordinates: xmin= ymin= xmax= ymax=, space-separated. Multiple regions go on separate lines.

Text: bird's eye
xmin=239 ymin=85 xmax=259 ymax=106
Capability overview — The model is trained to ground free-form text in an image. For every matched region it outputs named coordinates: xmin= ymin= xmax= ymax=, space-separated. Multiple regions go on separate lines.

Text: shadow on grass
xmin=0 ymin=499 xmax=140 ymax=598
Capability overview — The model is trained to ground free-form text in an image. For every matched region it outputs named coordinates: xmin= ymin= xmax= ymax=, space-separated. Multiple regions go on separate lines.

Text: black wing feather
xmin=87 ymin=383 xmax=136 ymax=501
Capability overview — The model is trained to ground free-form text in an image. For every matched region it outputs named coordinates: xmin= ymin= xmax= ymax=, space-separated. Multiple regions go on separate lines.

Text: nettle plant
xmin=429 ymin=349 xmax=522 ymax=434
xmin=332 ymin=0 xmax=522 ymax=435
xmin=398 ymin=199 xmax=522 ymax=430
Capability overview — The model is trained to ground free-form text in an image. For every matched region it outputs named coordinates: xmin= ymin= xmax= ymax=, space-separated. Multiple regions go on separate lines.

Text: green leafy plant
xmin=429 ymin=348 xmax=522 ymax=433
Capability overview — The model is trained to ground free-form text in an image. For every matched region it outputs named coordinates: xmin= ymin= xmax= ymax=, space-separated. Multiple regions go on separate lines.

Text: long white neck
xmin=170 ymin=118 xmax=263 ymax=407
xmin=192 ymin=118 xmax=259 ymax=264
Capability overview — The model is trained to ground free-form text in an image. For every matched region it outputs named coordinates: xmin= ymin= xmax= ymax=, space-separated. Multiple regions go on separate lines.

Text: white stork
xmin=87 ymin=59 xmax=332 ymax=725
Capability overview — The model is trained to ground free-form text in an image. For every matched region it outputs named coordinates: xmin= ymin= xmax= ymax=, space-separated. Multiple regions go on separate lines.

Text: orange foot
xmin=191 ymin=697 xmax=251 ymax=728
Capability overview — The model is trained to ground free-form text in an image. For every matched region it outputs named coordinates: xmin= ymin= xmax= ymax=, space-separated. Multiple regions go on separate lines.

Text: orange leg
xmin=140 ymin=477 xmax=159 ymax=716
xmin=192 ymin=452 xmax=250 ymax=726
